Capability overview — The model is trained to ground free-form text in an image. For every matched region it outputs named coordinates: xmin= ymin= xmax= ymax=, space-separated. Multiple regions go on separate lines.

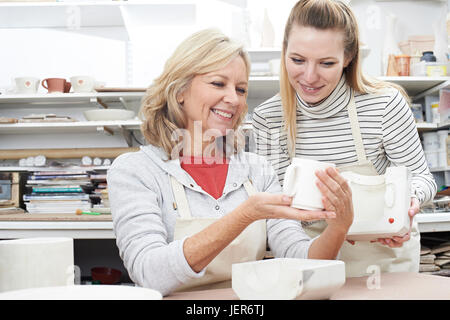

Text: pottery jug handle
xmin=283 ymin=165 xmax=300 ymax=197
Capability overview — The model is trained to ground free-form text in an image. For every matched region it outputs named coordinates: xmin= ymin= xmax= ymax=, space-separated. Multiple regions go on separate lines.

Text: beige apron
xmin=170 ymin=176 xmax=267 ymax=291
xmin=302 ymin=92 xmax=420 ymax=277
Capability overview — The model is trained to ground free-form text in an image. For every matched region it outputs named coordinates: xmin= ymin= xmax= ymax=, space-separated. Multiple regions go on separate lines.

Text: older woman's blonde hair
xmin=140 ymin=28 xmax=250 ymax=159
xmin=280 ymin=0 xmax=410 ymax=157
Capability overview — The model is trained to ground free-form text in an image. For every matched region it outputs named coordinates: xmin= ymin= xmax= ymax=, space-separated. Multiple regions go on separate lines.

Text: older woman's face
xmin=179 ymin=56 xmax=248 ymax=138
xmin=285 ymin=24 xmax=350 ymax=104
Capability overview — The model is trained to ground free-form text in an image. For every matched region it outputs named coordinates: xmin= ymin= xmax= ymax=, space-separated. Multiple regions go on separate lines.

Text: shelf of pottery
xmin=419 ymin=239 xmax=450 ymax=276
xmin=1 ymin=68 xmax=450 ymax=218
xmin=0 ymin=90 xmax=143 ymax=137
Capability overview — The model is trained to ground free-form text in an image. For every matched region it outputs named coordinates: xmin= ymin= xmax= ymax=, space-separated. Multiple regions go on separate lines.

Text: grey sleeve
xmin=107 ymin=157 xmax=205 ymax=296
xmin=258 ymin=156 xmax=315 ymax=259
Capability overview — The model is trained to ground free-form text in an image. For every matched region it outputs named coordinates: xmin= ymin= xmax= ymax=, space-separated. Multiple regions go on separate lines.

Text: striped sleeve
xmin=381 ymin=90 xmax=437 ymax=204
xmin=252 ymin=106 xmax=271 ymax=159
xmin=252 ymin=97 xmax=291 ymax=184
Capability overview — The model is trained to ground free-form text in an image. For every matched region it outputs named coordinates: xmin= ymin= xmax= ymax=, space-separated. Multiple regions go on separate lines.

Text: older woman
xmin=252 ymin=0 xmax=437 ymax=277
xmin=107 ymin=28 xmax=353 ymax=296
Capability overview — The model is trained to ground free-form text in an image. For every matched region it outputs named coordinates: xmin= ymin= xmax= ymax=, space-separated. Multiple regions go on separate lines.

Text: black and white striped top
xmin=251 ymin=76 xmax=437 ymax=205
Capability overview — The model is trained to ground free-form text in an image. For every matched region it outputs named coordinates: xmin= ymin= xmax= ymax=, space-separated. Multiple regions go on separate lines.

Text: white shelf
xmin=378 ymin=76 xmax=450 ymax=99
xmin=248 ymin=76 xmax=280 ymax=99
xmin=0 ymin=83 xmax=445 ymax=112
xmin=0 ymin=119 xmax=142 ymax=134
xmin=415 ymin=121 xmax=450 ymax=132
xmin=244 ymin=76 xmax=449 ymax=100
xmin=0 ymin=220 xmax=114 ymax=239
xmin=0 ymin=212 xmax=447 ymax=239
xmin=437 ymin=119 xmax=450 ymax=130
xmin=375 ymin=0 xmax=446 ymax=2
xmin=0 ymin=165 xmax=110 ymax=172
xmin=416 ymin=122 xmax=437 ymax=131
xmin=430 ymin=166 xmax=450 ymax=173
xmin=247 ymin=48 xmax=282 ymax=53
xmin=416 ymin=212 xmax=450 ymax=233
xmin=0 ymin=92 xmax=144 ymax=106
xmin=249 ymin=76 xmax=279 ymax=81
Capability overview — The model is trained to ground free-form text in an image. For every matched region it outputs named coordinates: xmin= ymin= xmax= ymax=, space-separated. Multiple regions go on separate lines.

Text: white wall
xmin=0 ymin=0 xmax=447 ymax=89
xmin=0 ymin=27 xmax=127 ymax=91
xmin=350 ymin=0 xmax=448 ymax=76
xmin=0 ymin=0 xmax=256 ymax=90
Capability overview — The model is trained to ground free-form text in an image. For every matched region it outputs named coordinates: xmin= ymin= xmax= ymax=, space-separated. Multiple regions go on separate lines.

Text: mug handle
xmin=64 ymin=82 xmax=71 ymax=93
xmin=41 ymin=79 xmax=48 ymax=89
xmin=283 ymin=164 xmax=301 ymax=197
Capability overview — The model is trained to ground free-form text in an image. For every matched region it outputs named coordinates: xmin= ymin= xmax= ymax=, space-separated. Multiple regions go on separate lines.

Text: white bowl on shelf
xmin=83 ymin=109 xmax=135 ymax=121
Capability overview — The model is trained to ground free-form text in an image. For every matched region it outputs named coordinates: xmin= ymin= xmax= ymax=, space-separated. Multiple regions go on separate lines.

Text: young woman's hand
xmin=373 ymin=197 xmax=419 ymax=248
xmin=315 ymin=167 xmax=354 ymax=234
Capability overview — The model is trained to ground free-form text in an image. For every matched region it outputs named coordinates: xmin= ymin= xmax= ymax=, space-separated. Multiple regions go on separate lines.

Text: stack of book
xmin=24 ymin=170 xmax=92 ymax=214
xmin=88 ymin=169 xmax=110 ymax=213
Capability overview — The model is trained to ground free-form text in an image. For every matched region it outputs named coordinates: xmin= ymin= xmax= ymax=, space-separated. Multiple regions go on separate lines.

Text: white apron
xmin=302 ymin=91 xmax=420 ymax=277
xmin=170 ymin=176 xmax=267 ymax=291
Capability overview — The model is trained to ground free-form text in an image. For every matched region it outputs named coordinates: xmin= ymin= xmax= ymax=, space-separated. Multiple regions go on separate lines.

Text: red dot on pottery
xmin=389 ymin=218 xmax=394 ymax=224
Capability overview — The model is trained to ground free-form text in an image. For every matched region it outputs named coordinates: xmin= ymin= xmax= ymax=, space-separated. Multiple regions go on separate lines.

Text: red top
xmin=180 ymin=156 xmax=229 ymax=200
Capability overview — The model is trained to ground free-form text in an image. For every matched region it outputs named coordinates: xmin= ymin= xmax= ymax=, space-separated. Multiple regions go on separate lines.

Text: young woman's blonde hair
xmin=140 ymin=28 xmax=250 ymax=159
xmin=280 ymin=0 xmax=410 ymax=157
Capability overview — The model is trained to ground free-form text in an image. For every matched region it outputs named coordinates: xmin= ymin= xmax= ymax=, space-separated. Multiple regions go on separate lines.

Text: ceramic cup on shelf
xmin=70 ymin=76 xmax=95 ymax=93
xmin=283 ymin=158 xmax=336 ymax=211
xmin=394 ymin=55 xmax=411 ymax=76
xmin=64 ymin=81 xmax=71 ymax=93
xmin=15 ymin=77 xmax=40 ymax=94
xmin=41 ymin=78 xmax=71 ymax=93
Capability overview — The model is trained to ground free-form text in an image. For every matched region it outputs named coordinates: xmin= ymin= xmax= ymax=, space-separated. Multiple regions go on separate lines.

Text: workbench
xmin=165 ymin=272 xmax=450 ymax=300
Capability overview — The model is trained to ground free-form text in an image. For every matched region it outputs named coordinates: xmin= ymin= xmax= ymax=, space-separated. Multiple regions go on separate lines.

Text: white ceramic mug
xmin=15 ymin=77 xmax=40 ymax=94
xmin=283 ymin=158 xmax=336 ymax=211
xmin=70 ymin=76 xmax=95 ymax=93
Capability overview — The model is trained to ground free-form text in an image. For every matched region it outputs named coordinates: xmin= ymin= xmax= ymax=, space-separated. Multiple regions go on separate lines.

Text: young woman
xmin=252 ymin=0 xmax=437 ymax=277
xmin=107 ymin=28 xmax=353 ymax=296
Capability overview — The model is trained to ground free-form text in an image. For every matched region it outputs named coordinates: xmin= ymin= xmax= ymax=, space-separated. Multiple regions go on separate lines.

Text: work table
xmin=165 ymin=272 xmax=450 ymax=300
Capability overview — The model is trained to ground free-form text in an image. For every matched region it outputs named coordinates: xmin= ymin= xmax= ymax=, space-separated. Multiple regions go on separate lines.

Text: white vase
xmin=433 ymin=10 xmax=449 ymax=63
xmin=261 ymin=8 xmax=275 ymax=48
xmin=381 ymin=14 xmax=401 ymax=75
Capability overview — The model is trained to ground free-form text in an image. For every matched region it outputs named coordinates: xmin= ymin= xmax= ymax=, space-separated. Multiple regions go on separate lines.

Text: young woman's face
xmin=179 ymin=56 xmax=248 ymax=139
xmin=285 ymin=24 xmax=350 ymax=104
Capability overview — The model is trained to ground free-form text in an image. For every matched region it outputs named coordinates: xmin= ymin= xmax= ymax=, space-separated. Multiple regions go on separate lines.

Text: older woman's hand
xmin=373 ymin=197 xmax=420 ymax=248
xmin=315 ymin=167 xmax=354 ymax=234
xmin=239 ymin=192 xmax=336 ymax=225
